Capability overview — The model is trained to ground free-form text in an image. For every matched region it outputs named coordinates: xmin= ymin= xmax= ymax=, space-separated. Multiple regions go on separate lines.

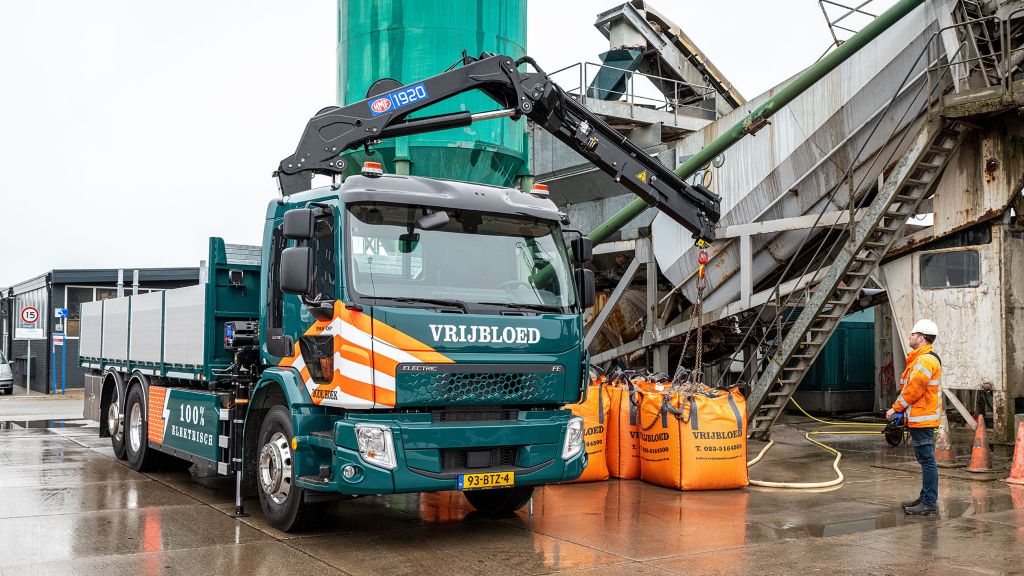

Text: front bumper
xmin=0 ymin=378 xmax=12 ymax=391
xmin=292 ymin=409 xmax=586 ymax=494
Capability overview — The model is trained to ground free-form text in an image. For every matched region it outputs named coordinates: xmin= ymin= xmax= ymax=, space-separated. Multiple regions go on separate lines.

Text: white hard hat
xmin=911 ymin=319 xmax=938 ymax=336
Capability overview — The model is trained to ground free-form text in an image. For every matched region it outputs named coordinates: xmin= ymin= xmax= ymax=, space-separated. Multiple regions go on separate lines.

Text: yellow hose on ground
xmin=788 ymin=397 xmax=886 ymax=428
xmin=746 ymin=398 xmax=885 ymax=489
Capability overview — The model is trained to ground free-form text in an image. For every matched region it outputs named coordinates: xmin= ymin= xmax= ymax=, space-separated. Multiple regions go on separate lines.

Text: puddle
xmin=0 ymin=419 xmax=90 ymax=430
xmin=791 ymin=493 xmax=1022 ymax=538
xmin=798 ymin=513 xmax=913 ymax=537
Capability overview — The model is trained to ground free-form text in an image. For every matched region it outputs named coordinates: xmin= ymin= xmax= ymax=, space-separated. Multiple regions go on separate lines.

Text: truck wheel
xmin=257 ymin=406 xmax=325 ymax=532
xmin=107 ymin=388 xmax=127 ymax=460
xmin=464 ymin=486 xmax=535 ymax=517
xmin=124 ymin=385 xmax=163 ymax=472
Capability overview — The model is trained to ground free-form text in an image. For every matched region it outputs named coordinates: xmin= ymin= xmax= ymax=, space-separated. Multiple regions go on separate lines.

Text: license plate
xmin=458 ymin=471 xmax=515 ymax=491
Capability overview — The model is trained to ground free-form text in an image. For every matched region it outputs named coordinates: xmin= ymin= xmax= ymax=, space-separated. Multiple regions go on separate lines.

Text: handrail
xmin=924 ymin=12 xmax=1024 ymax=99
xmin=1004 ymin=8 xmax=1024 ymax=96
xmin=547 ymin=59 xmax=720 ymax=123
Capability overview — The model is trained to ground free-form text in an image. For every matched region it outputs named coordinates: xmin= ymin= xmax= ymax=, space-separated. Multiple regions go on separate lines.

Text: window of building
xmin=64 ymin=287 xmax=95 ymax=337
xmin=95 ymin=288 xmax=119 ymax=301
xmin=920 ymin=250 xmax=981 ymax=289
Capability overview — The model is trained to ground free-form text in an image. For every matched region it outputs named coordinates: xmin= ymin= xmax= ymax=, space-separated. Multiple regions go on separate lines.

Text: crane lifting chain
xmin=671 ymin=239 xmax=712 ymax=397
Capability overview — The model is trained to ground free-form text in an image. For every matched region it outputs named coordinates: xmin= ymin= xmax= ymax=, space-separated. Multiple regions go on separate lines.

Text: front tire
xmin=257 ymin=406 xmax=325 ymax=532
xmin=124 ymin=385 xmax=163 ymax=471
xmin=463 ymin=486 xmax=535 ymax=516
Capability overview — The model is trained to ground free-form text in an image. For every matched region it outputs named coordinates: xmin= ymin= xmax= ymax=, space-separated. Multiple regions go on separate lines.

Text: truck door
xmin=276 ymin=205 xmax=380 ymax=409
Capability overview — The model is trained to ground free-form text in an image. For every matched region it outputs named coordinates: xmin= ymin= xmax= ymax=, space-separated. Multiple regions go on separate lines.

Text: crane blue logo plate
xmin=368 ymin=82 xmax=428 ymax=116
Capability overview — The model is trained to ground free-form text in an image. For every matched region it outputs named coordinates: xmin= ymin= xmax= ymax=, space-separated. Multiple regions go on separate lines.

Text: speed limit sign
xmin=20 ymin=306 xmax=39 ymax=324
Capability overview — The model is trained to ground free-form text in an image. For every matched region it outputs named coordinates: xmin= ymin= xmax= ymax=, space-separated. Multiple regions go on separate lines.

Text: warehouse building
xmin=0 ymin=268 xmax=200 ymax=394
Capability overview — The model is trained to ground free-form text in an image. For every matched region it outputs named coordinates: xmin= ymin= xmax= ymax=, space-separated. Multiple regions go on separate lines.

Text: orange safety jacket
xmin=892 ymin=343 xmax=943 ymax=428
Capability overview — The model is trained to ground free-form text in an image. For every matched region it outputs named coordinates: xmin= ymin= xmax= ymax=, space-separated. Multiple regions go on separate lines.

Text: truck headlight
xmin=562 ymin=417 xmax=584 ymax=460
xmin=354 ymin=424 xmax=397 ymax=470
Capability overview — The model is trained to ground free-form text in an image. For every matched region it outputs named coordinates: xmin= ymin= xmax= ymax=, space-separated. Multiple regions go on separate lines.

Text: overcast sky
xmin=0 ymin=0 xmax=895 ymax=287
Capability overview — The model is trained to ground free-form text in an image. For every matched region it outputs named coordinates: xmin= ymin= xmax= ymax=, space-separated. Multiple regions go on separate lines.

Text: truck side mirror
xmin=570 ymin=237 xmax=593 ymax=265
xmin=575 ymin=268 xmax=595 ymax=309
xmin=280 ymin=246 xmax=313 ymax=294
xmin=283 ymin=208 xmax=315 ymax=240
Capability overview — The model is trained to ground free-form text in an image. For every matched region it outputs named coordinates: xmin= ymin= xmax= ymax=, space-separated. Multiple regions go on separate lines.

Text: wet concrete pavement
xmin=0 ymin=415 xmax=1022 ymax=576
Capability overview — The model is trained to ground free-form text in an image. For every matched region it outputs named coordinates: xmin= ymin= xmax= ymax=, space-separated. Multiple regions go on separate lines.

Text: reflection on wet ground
xmin=0 ymin=418 xmax=1021 ymax=575
xmin=0 ymin=418 xmax=91 ymax=430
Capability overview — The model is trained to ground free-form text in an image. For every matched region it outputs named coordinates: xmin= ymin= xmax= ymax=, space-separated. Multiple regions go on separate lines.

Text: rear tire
xmin=256 ymin=406 xmax=325 ymax=532
xmin=124 ymin=385 xmax=163 ymax=472
xmin=106 ymin=387 xmax=127 ymax=460
xmin=464 ymin=486 xmax=535 ymax=516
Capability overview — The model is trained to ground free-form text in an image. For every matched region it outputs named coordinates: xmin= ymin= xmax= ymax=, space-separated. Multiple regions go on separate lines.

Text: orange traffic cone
xmin=934 ymin=413 xmax=958 ymax=468
xmin=1003 ymin=421 xmax=1024 ymax=485
xmin=966 ymin=414 xmax=993 ymax=473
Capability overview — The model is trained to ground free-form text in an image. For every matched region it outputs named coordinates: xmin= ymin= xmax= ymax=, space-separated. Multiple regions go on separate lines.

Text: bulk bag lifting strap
xmin=607 ymin=374 xmax=644 ymax=479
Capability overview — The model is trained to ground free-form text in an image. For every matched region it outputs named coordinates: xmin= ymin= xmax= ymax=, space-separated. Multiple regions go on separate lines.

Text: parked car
xmin=0 ymin=349 xmax=13 ymax=395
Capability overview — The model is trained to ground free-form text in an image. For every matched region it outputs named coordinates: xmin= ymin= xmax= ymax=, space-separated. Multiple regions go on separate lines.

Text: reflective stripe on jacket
xmin=892 ymin=343 xmax=942 ymax=428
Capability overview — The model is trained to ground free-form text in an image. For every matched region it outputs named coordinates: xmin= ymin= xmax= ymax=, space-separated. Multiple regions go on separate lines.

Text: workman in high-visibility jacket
xmin=886 ymin=319 xmax=943 ymax=516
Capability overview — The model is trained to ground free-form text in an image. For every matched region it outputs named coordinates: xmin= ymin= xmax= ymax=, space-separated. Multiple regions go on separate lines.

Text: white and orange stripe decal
xmin=279 ymin=302 xmax=453 ymax=409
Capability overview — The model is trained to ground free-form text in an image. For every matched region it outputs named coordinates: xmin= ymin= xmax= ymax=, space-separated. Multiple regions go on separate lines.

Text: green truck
xmin=79 ymin=52 xmax=720 ymax=531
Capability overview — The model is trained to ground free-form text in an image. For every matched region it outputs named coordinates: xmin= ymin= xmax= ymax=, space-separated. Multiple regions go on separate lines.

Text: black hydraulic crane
xmin=276 ymin=52 xmax=721 ymax=243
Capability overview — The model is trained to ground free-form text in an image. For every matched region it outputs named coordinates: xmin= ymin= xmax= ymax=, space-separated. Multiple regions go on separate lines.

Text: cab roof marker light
xmin=362 ymin=161 xmax=384 ymax=178
xmin=530 ymin=183 xmax=550 ymax=198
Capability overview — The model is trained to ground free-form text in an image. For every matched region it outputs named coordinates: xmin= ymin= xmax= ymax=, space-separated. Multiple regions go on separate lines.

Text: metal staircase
xmin=954 ymin=0 xmax=1003 ymax=88
xmin=746 ymin=118 xmax=965 ymax=440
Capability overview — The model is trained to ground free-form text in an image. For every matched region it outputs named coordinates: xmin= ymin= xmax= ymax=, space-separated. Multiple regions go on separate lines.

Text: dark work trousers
xmin=909 ymin=427 xmax=938 ymax=506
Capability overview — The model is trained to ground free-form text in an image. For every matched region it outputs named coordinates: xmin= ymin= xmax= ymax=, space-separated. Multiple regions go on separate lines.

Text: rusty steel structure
xmin=545 ymin=0 xmax=1024 ymax=442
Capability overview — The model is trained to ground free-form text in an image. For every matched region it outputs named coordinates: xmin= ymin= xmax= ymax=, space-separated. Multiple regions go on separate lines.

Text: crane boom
xmin=277 ymin=52 xmax=720 ymax=242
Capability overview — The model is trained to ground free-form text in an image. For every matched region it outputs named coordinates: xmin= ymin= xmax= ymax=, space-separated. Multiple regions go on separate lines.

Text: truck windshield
xmin=0 ymin=350 xmax=6 ymax=364
xmin=347 ymin=203 xmax=575 ymax=312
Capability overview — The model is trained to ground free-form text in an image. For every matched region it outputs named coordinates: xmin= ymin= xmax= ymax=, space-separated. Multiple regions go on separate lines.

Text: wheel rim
xmin=108 ymin=402 xmax=122 ymax=442
xmin=259 ymin=432 xmax=293 ymax=505
xmin=128 ymin=402 xmax=142 ymax=453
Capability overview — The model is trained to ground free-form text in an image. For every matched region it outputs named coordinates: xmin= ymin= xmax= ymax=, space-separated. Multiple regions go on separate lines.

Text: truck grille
xmin=432 ymin=407 xmax=520 ymax=423
xmin=442 ymin=447 xmax=518 ymax=472
xmin=398 ymin=369 xmax=562 ymax=405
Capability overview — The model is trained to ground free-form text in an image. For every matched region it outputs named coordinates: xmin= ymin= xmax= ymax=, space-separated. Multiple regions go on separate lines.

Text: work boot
xmin=904 ymin=502 xmax=936 ymax=516
xmin=902 ymin=498 xmax=921 ymax=509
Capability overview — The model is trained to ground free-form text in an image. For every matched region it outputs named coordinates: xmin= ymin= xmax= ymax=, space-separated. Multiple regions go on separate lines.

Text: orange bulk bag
xmin=682 ymin=388 xmax=748 ymax=490
xmin=569 ymin=380 xmax=612 ymax=482
xmin=607 ymin=381 xmax=642 ymax=479
xmin=638 ymin=387 xmax=749 ymax=490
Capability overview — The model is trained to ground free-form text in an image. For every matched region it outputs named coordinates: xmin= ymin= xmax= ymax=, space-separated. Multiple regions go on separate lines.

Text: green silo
xmin=337 ymin=0 xmax=529 ymax=186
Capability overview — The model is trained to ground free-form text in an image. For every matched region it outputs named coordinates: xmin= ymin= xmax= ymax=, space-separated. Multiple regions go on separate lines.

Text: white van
xmin=0 ymin=349 xmax=13 ymax=395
